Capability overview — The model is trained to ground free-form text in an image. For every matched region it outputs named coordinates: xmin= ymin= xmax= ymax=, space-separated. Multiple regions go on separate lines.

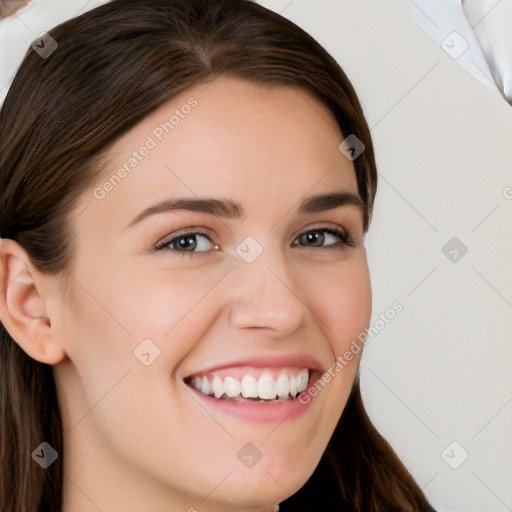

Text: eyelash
xmin=153 ymin=226 xmax=355 ymax=255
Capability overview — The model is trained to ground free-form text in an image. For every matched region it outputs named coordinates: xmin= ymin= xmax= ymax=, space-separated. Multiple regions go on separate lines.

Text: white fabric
xmin=462 ymin=0 xmax=512 ymax=103
xmin=409 ymin=0 xmax=495 ymax=86
xmin=409 ymin=0 xmax=512 ymax=105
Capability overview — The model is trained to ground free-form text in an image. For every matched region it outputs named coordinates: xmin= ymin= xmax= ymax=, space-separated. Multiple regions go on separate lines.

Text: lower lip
xmin=184 ymin=375 xmax=319 ymax=423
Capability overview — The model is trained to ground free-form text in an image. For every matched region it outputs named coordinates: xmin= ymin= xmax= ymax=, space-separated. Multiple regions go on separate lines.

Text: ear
xmin=0 ymin=238 xmax=67 ymax=365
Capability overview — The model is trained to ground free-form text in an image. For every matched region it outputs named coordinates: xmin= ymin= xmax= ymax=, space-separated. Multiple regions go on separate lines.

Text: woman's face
xmin=53 ymin=76 xmax=372 ymax=512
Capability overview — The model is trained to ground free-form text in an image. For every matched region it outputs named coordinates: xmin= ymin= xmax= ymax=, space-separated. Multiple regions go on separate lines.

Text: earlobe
xmin=0 ymin=238 xmax=67 ymax=365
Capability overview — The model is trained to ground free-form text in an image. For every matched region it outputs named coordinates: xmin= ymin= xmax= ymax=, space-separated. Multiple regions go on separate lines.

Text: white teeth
xmin=188 ymin=368 xmax=310 ymax=402
xmin=211 ymin=376 xmax=224 ymax=399
xmin=224 ymin=376 xmax=241 ymax=398
xmin=297 ymin=368 xmax=309 ymax=392
xmin=201 ymin=376 xmax=211 ymax=395
xmin=275 ymin=374 xmax=290 ymax=399
xmin=258 ymin=374 xmax=276 ymax=400
xmin=241 ymin=375 xmax=258 ymax=398
xmin=289 ymin=377 xmax=298 ymax=398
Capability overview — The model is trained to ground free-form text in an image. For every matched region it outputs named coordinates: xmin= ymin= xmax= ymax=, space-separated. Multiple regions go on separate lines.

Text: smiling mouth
xmin=184 ymin=367 xmax=311 ymax=403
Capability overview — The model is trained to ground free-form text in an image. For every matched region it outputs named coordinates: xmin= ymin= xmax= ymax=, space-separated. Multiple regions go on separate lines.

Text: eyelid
xmin=153 ymin=221 xmax=355 ymax=254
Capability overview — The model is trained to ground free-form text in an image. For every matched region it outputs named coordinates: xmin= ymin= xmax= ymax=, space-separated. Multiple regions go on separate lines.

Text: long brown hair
xmin=0 ymin=1 xmax=435 ymax=510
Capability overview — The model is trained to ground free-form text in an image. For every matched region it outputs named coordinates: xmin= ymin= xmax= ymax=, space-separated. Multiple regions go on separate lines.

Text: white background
xmin=1 ymin=2 xmax=511 ymax=511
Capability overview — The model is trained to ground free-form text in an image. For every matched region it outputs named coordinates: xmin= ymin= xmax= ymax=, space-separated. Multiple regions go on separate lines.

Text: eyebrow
xmin=125 ymin=191 xmax=364 ymax=229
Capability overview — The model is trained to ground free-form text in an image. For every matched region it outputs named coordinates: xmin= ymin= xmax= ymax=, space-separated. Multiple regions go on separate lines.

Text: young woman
xmin=0 ymin=1 xmax=437 ymax=510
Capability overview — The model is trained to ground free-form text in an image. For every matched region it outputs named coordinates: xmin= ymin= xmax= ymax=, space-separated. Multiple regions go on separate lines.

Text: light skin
xmin=0 ymin=76 xmax=372 ymax=512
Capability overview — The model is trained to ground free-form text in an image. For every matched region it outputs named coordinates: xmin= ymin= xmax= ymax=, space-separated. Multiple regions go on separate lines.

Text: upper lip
xmin=184 ymin=352 xmax=325 ymax=379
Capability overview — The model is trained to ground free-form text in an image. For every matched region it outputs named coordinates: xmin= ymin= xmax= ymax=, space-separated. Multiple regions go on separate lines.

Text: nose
xmin=228 ymin=247 xmax=307 ymax=337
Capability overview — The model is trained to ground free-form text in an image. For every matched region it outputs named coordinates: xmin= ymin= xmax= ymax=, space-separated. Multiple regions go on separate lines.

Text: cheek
xmin=121 ymin=265 xmax=230 ymax=347
xmin=64 ymin=262 xmax=230 ymax=383
xmin=69 ymin=253 xmax=227 ymax=335
xmin=302 ymin=257 xmax=372 ymax=354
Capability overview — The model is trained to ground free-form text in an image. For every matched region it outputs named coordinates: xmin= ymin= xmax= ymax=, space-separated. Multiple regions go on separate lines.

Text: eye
xmin=293 ymin=227 xmax=354 ymax=248
xmin=154 ymin=231 xmax=214 ymax=253
xmin=154 ymin=226 xmax=355 ymax=255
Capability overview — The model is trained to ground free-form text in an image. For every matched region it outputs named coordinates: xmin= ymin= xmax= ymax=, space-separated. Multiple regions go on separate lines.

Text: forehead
xmin=82 ymin=76 xmax=359 ymax=228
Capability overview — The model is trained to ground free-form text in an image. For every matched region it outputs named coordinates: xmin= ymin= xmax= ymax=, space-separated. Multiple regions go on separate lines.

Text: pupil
xmin=177 ymin=235 xmax=196 ymax=250
xmin=303 ymin=231 xmax=323 ymax=246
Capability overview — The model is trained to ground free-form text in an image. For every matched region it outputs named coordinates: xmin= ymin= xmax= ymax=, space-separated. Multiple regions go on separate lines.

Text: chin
xmin=218 ymin=447 xmax=319 ymax=506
